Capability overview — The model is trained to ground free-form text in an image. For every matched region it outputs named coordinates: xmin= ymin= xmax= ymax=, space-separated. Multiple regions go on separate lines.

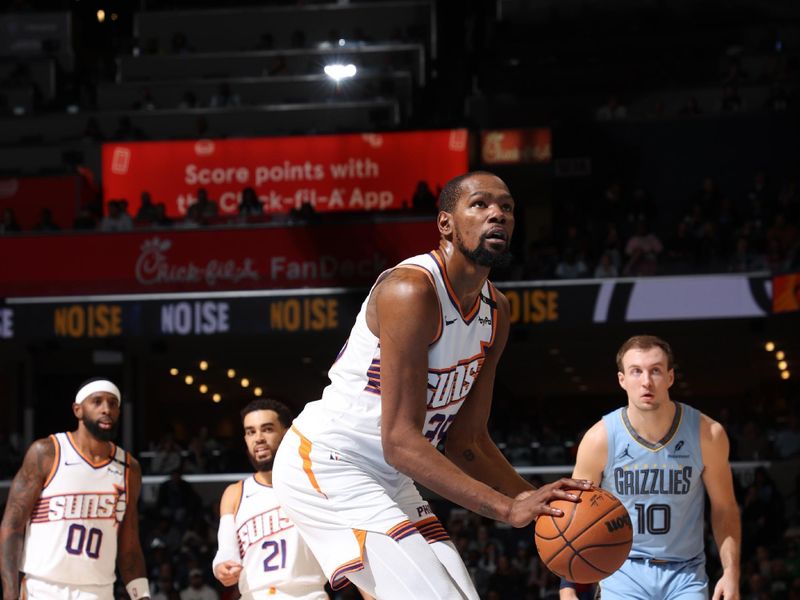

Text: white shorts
xmin=273 ymin=426 xmax=451 ymax=590
xmin=241 ymin=589 xmax=328 ymax=600
xmin=22 ymin=576 xmax=113 ymax=600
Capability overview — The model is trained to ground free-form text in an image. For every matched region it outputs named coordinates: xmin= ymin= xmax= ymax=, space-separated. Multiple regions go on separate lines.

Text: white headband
xmin=75 ymin=380 xmax=121 ymax=405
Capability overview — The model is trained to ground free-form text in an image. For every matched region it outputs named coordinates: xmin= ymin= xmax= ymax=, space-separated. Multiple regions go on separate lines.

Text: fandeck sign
xmin=102 ymin=130 xmax=469 ymax=217
xmin=0 ymin=220 xmax=439 ymax=296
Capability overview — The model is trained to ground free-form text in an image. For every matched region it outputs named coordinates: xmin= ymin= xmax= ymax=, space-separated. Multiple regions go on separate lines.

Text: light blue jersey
xmin=600 ymin=402 xmax=705 ymax=562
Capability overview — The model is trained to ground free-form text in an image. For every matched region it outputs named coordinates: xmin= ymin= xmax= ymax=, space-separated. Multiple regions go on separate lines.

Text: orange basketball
xmin=534 ymin=486 xmax=633 ymax=584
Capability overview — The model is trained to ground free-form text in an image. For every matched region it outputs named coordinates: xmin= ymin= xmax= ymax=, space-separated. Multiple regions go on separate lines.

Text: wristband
xmin=126 ymin=577 xmax=150 ymax=600
xmin=559 ymin=577 xmax=577 ymax=590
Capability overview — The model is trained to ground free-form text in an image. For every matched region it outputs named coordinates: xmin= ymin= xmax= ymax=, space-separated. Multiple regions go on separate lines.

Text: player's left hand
xmin=712 ymin=572 xmax=739 ymax=600
xmin=213 ymin=560 xmax=243 ymax=587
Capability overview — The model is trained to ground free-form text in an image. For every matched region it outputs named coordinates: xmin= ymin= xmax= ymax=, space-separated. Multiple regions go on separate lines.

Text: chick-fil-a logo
xmin=135 ymin=237 xmax=260 ymax=287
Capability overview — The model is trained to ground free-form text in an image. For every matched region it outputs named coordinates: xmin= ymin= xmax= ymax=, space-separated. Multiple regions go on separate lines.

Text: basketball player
xmin=212 ymin=399 xmax=338 ymax=599
xmin=273 ymin=171 xmax=591 ymax=599
xmin=560 ymin=335 xmax=740 ymax=600
xmin=0 ymin=378 xmax=151 ymax=600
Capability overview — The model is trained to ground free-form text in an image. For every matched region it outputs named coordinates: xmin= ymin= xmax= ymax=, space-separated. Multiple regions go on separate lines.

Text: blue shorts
xmin=598 ymin=555 xmax=708 ymax=600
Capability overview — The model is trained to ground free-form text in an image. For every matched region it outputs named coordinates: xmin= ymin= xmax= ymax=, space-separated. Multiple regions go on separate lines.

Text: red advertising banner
xmin=102 ymin=130 xmax=469 ymax=218
xmin=480 ymin=128 xmax=552 ymax=165
xmin=0 ymin=220 xmax=439 ymax=296
xmin=0 ymin=176 xmax=85 ymax=230
xmin=773 ymin=273 xmax=800 ymax=314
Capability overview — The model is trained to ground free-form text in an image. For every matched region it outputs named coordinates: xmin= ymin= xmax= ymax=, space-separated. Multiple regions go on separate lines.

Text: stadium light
xmin=241 ymin=378 xmax=250 ymax=388
xmin=324 ymin=64 xmax=357 ymax=82
xmin=199 ymin=384 xmax=208 ymax=394
xmin=169 ymin=368 xmax=178 ymax=376
xmin=227 ymin=368 xmax=236 ymax=378
xmin=254 ymin=387 xmax=263 ymax=397
xmin=778 ymin=361 xmax=788 ymax=370
xmin=184 ymin=375 xmax=194 ymax=385
xmin=764 ymin=341 xmax=775 ymax=352
xmin=776 ymin=351 xmax=785 ymax=360
xmin=199 ymin=360 xmax=209 ymax=371
xmin=212 ymin=393 xmax=222 ymax=403
xmin=781 ymin=371 xmax=790 ymax=380
xmin=96 ymin=9 xmax=105 ymax=23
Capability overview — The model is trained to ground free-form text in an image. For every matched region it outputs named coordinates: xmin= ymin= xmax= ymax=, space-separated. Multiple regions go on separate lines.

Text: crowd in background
xmin=1 ymin=168 xmax=799 ymax=281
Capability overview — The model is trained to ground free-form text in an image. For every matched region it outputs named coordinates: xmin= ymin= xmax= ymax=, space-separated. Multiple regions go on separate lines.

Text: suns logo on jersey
xmin=32 ymin=491 xmax=127 ymax=524
xmin=237 ymin=506 xmax=294 ymax=555
xmin=427 ymin=357 xmax=483 ymax=409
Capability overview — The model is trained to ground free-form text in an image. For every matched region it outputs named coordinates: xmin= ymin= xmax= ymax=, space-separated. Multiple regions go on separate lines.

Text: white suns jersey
xmin=234 ymin=477 xmax=327 ymax=599
xmin=22 ymin=432 xmax=128 ymax=586
xmin=293 ymin=251 xmax=498 ymax=473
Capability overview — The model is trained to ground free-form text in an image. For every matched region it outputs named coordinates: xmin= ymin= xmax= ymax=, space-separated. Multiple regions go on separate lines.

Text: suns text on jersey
xmin=37 ymin=493 xmax=124 ymax=522
xmin=237 ymin=506 xmax=294 ymax=554
xmin=427 ymin=358 xmax=483 ymax=409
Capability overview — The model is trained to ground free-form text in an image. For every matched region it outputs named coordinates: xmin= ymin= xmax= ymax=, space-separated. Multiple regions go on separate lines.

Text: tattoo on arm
xmin=477 ymin=503 xmax=498 ymax=520
xmin=1 ymin=440 xmax=52 ymax=600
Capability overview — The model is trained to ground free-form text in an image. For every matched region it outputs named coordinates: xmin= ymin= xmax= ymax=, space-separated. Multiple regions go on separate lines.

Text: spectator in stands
xmin=33 ymin=207 xmax=60 ymax=231
xmin=0 ymin=207 xmax=21 ymax=234
xmin=72 ymin=206 xmax=97 ymax=230
xmin=593 ymin=251 xmax=619 ymax=278
xmin=554 ymin=248 xmax=588 ymax=279
xmin=151 ymin=431 xmax=184 ymax=473
xmin=156 ymin=466 xmax=203 ymax=526
xmin=412 ymin=180 xmax=437 ymax=213
xmin=136 ymin=191 xmax=160 ymax=224
xmin=180 ymin=569 xmax=217 ymax=600
xmin=195 ymin=188 xmax=219 ymax=219
xmin=737 ymin=420 xmax=771 ymax=460
xmin=766 ymin=85 xmax=790 ymax=112
xmin=209 ymin=83 xmax=240 ymax=109
xmin=134 ymin=88 xmax=158 ymax=111
xmin=720 ymin=84 xmax=744 ymax=112
xmin=729 ymin=236 xmax=766 ymax=272
xmin=99 ymin=199 xmax=134 ymax=231
xmin=152 ymin=203 xmax=174 ymax=228
xmin=595 ymin=95 xmax=627 ymax=120
xmin=152 ymin=564 xmax=181 ymax=600
xmin=238 ymin=187 xmax=263 ymax=217
xmin=176 ymin=204 xmax=203 ymax=229
xmin=773 ymin=414 xmax=800 ymax=459
xmin=623 ymin=220 xmax=663 ymax=275
xmin=664 ymin=220 xmax=695 ymax=272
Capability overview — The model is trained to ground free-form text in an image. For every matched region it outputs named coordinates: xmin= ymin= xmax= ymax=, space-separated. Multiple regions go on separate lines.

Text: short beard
xmin=456 ymin=232 xmax=513 ymax=269
xmin=82 ymin=416 xmax=118 ymax=442
xmin=248 ymin=455 xmax=274 ymax=473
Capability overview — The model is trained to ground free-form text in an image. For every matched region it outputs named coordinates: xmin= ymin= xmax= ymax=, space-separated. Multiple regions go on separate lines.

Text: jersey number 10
xmin=634 ymin=503 xmax=672 ymax=535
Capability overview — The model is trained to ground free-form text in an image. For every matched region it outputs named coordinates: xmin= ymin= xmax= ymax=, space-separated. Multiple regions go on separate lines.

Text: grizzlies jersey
xmin=293 ymin=250 xmax=498 ymax=473
xmin=233 ymin=477 xmax=326 ymax=599
xmin=601 ymin=403 xmax=705 ymax=561
xmin=22 ymin=432 xmax=128 ymax=585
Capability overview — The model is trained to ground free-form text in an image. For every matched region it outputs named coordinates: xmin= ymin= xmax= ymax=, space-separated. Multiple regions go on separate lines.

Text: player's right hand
xmin=508 ymin=477 xmax=593 ymax=528
xmin=213 ymin=560 xmax=243 ymax=587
